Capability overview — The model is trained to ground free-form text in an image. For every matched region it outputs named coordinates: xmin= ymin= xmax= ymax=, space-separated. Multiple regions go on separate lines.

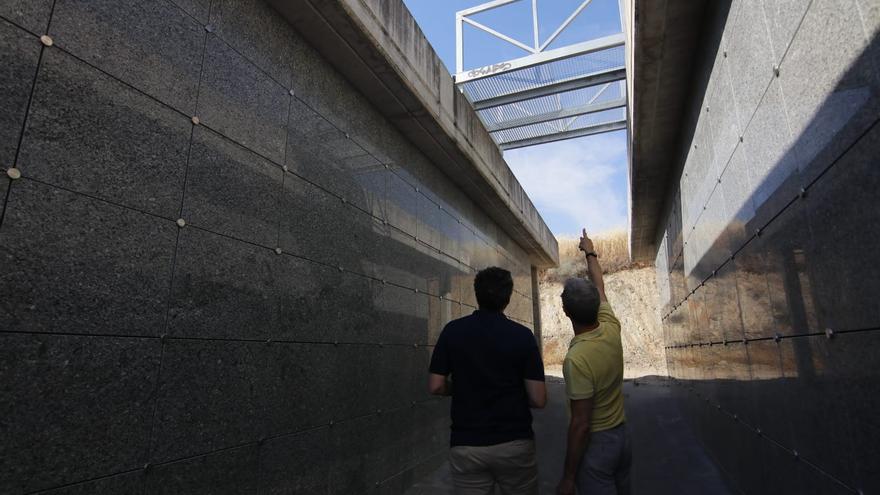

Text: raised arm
xmin=578 ymin=229 xmax=606 ymax=302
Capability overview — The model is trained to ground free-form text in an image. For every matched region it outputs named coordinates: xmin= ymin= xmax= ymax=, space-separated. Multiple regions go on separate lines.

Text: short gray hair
xmin=561 ymin=278 xmax=600 ymax=325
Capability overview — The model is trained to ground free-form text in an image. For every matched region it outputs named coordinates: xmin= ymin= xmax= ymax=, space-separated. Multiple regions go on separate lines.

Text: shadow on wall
xmin=659 ymin=24 xmax=879 ymax=495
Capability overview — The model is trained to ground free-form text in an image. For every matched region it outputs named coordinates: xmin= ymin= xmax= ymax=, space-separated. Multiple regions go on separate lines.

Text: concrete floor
xmin=405 ymin=376 xmax=734 ymax=495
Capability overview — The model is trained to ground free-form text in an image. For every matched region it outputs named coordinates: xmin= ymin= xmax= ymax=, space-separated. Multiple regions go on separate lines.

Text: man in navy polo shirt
xmin=428 ymin=266 xmax=547 ymax=495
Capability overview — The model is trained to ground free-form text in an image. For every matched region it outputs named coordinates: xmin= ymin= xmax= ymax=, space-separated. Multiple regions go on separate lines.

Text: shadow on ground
xmin=405 ymin=377 xmax=733 ymax=495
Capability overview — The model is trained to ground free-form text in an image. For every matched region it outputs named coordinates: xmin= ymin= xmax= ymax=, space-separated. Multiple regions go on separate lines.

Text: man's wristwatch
xmin=585 ymin=251 xmax=598 ymax=259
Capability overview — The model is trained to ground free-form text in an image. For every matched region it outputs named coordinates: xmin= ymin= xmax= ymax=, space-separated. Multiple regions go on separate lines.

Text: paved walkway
xmin=405 ymin=376 xmax=734 ymax=495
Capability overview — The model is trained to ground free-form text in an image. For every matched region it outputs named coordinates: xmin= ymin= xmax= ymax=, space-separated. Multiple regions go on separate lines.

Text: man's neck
xmin=477 ymin=308 xmax=505 ymax=315
xmin=572 ymin=321 xmax=599 ymax=336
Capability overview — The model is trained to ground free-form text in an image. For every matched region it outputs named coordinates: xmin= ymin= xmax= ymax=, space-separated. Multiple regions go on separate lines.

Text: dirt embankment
xmin=539 ymin=233 xmax=667 ymax=379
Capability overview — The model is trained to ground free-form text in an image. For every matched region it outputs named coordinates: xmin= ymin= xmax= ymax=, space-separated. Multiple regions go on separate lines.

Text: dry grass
xmin=541 ymin=230 xmax=645 ymax=284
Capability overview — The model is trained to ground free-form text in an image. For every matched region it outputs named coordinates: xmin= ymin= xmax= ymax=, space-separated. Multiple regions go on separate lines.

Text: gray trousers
xmin=577 ymin=423 xmax=632 ymax=495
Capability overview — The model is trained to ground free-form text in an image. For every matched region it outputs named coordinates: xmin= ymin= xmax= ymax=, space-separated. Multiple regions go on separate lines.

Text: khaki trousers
xmin=448 ymin=439 xmax=539 ymax=495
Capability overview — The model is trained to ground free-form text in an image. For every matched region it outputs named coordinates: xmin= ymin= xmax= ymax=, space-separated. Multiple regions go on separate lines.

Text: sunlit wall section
xmin=654 ymin=0 xmax=880 ymax=493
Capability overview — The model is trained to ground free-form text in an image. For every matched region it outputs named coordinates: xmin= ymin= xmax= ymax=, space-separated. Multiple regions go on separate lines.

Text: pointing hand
xmin=578 ymin=228 xmax=595 ymax=253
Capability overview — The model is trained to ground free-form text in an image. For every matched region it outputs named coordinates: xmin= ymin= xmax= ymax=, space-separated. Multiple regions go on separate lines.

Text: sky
xmin=402 ymin=0 xmax=629 ymax=238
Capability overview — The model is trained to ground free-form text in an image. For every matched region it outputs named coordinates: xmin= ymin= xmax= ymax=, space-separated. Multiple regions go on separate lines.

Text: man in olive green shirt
xmin=556 ymin=229 xmax=631 ymax=495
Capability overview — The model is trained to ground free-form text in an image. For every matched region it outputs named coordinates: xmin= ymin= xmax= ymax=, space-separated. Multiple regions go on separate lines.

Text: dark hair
xmin=474 ymin=267 xmax=513 ymax=312
xmin=561 ymin=278 xmax=600 ymax=325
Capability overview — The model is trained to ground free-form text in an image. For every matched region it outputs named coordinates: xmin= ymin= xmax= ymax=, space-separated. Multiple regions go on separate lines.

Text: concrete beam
xmin=266 ymin=0 xmax=559 ymax=268
xmin=627 ymin=0 xmax=710 ymax=261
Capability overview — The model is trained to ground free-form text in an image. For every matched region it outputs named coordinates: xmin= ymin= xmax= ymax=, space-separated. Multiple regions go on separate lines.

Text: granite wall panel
xmin=0 ymin=1 xmax=538 ymax=492
xmin=0 ymin=180 xmax=177 ymax=337
xmin=145 ymin=445 xmax=261 ymax=495
xmin=18 ymin=48 xmax=192 ymax=218
xmin=167 ymin=227 xmax=281 ymax=340
xmin=38 ymin=471 xmax=145 ymax=495
xmin=149 ymin=339 xmax=269 ymax=463
xmin=0 ymin=18 xmax=39 ymax=168
xmin=259 ymin=428 xmax=331 ymax=495
xmin=657 ymin=1 xmax=880 ymax=492
xmin=0 ymin=334 xmax=161 ymax=493
xmin=171 ymin=0 xmax=211 ymax=23
xmin=209 ymin=0 xmax=294 ymax=87
xmin=198 ymin=34 xmax=288 ymax=162
xmin=0 ymin=175 xmax=9 ymax=214
xmin=50 ymin=0 xmax=204 ymax=114
xmin=0 ymin=0 xmax=52 ymax=34
xmin=181 ymin=127 xmax=283 ymax=245
xmin=263 ymin=343 xmax=336 ymax=433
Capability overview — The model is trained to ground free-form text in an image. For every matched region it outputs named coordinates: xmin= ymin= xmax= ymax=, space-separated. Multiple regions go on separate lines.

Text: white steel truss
xmin=455 ymin=0 xmax=628 ymax=150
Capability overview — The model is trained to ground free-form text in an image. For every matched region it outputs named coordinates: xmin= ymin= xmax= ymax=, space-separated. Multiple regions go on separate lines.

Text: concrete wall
xmin=0 ymin=1 xmax=539 ymax=493
xmin=654 ymin=0 xmax=879 ymax=493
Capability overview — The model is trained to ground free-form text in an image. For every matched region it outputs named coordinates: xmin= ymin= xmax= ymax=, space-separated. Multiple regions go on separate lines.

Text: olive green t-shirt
xmin=562 ymin=301 xmax=625 ymax=432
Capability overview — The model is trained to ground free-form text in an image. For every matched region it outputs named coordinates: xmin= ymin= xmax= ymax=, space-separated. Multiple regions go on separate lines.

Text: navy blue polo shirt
xmin=429 ymin=310 xmax=545 ymax=446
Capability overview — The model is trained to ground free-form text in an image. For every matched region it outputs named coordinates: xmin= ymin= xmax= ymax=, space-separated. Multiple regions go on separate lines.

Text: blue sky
xmin=403 ymin=0 xmax=629 ymax=238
